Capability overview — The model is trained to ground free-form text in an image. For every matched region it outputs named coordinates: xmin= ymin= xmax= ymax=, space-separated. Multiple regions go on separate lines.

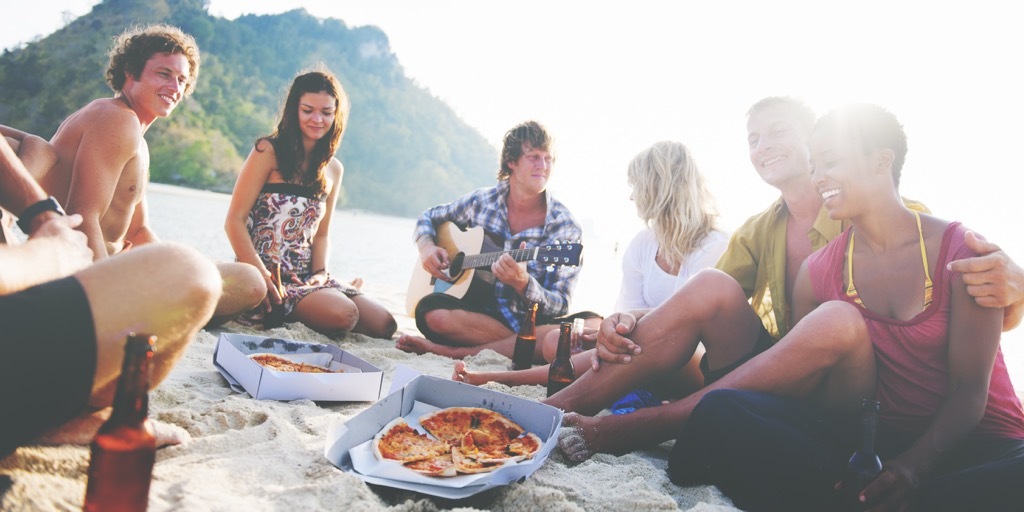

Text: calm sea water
xmin=147 ymin=183 xmax=1024 ymax=387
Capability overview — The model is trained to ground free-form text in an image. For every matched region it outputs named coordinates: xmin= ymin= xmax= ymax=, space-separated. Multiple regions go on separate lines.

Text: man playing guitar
xmin=397 ymin=120 xmax=598 ymax=360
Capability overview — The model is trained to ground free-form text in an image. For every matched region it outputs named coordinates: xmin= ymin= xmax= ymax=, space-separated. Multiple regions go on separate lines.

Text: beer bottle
xmin=83 ymin=333 xmax=158 ymax=512
xmin=844 ymin=398 xmax=883 ymax=501
xmin=510 ymin=301 xmax=539 ymax=371
xmin=547 ymin=322 xmax=576 ymax=397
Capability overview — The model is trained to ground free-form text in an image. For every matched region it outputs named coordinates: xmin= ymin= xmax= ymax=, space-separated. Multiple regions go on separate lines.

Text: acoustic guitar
xmin=405 ymin=222 xmax=583 ymax=315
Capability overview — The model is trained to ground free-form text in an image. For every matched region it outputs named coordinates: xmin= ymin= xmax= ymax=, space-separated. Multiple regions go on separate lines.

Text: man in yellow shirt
xmin=545 ymin=96 xmax=1024 ymax=460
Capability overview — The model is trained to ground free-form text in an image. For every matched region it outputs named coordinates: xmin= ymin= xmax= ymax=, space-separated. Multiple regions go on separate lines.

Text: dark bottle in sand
xmin=844 ymin=398 xmax=883 ymax=501
xmin=510 ymin=302 xmax=539 ymax=371
xmin=547 ymin=322 xmax=576 ymax=397
xmin=83 ymin=333 xmax=157 ymax=512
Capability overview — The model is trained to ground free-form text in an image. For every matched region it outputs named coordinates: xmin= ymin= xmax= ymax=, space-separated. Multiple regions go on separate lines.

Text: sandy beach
xmin=2 ymin=183 xmax=1022 ymax=511
xmin=0 ymin=185 xmax=740 ymax=511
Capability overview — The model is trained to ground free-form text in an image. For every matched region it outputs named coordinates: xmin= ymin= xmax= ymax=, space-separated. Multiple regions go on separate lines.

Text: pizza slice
xmin=456 ymin=428 xmax=544 ymax=464
xmin=372 ymin=417 xmax=450 ymax=463
xmin=418 ymin=407 xmax=525 ymax=447
xmin=249 ymin=353 xmax=339 ymax=373
xmin=451 ymin=435 xmax=506 ymax=474
xmin=505 ymin=432 xmax=543 ymax=462
xmin=403 ymin=454 xmax=457 ymax=477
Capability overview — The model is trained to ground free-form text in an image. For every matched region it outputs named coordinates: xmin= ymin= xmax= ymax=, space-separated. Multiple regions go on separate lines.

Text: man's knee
xmin=146 ymin=242 xmax=221 ymax=309
xmin=219 ymin=261 xmax=266 ymax=306
xmin=807 ymin=300 xmax=869 ymax=349
xmin=423 ymin=308 xmax=456 ymax=334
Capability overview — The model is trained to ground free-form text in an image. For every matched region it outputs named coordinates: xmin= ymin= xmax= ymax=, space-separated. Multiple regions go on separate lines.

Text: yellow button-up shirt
xmin=716 ymin=196 xmax=928 ymax=340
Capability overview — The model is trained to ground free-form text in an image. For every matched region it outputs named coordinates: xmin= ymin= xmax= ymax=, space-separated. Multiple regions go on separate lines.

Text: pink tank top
xmin=808 ymin=222 xmax=1024 ymax=439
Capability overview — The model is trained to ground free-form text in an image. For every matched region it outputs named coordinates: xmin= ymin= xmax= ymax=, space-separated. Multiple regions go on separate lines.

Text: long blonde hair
xmin=627 ymin=141 xmax=720 ymax=270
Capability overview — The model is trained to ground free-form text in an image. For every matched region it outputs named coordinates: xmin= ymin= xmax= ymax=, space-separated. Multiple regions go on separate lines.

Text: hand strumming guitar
xmin=417 ymin=236 xmax=451 ymax=282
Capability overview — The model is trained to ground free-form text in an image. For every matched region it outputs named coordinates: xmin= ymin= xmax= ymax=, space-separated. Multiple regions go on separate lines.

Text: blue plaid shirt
xmin=413 ymin=179 xmax=583 ymax=331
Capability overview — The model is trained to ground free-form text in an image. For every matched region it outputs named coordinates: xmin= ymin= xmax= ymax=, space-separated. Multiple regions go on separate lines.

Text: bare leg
xmin=545 ymin=270 xmax=763 ymax=415
xmin=36 ymin=409 xmax=190 ymax=447
xmin=541 ymin=317 xmax=603 ymax=363
xmin=396 ymin=323 xmax=562 ymax=359
xmin=452 ymin=350 xmax=596 ymax=386
xmin=75 ymin=242 xmax=221 ymax=411
xmin=349 ymin=294 xmax=397 ymax=338
xmin=420 ymin=308 xmax=514 ymax=346
xmin=290 ymin=288 xmax=360 ymax=335
xmin=556 ymin=301 xmax=876 ymax=461
xmin=210 ymin=261 xmax=266 ymax=320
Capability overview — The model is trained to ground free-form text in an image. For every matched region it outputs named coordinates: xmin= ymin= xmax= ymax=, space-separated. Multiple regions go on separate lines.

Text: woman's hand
xmin=304 ymin=269 xmax=329 ymax=287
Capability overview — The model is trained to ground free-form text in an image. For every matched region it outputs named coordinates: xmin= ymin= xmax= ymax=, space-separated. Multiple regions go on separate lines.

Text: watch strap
xmin=17 ymin=196 xmax=65 ymax=233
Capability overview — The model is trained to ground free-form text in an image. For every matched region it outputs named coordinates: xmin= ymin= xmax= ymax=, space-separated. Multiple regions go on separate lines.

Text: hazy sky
xmin=4 ymin=0 xmax=1024 ymax=365
xmin=6 ymin=1 xmax=1020 ymax=239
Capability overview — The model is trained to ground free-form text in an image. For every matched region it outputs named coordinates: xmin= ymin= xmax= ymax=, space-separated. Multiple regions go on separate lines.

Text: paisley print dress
xmin=238 ymin=182 xmax=359 ymax=326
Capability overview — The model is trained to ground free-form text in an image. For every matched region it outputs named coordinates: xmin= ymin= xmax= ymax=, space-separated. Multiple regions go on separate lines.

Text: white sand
xmin=0 ymin=321 xmax=739 ymax=511
xmin=6 ymin=184 xmax=1020 ymax=510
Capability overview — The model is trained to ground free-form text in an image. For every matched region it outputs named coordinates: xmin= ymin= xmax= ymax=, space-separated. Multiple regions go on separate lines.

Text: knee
xmin=326 ymin=303 xmax=360 ymax=333
xmin=423 ymin=309 xmax=455 ymax=334
xmin=229 ymin=262 xmax=267 ymax=305
xmin=808 ymin=301 xmax=869 ymax=349
xmin=373 ymin=314 xmax=398 ymax=339
xmin=541 ymin=329 xmax=559 ymax=362
xmin=151 ymin=243 xmax=221 ymax=311
xmin=692 ymin=269 xmax=747 ymax=310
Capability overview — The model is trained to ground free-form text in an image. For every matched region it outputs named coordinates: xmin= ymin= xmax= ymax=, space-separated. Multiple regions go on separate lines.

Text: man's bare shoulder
xmin=59 ymin=98 xmax=144 ymax=139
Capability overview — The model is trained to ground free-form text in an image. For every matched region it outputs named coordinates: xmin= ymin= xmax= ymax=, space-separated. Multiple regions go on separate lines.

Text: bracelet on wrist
xmin=311 ymin=268 xmax=329 ymax=278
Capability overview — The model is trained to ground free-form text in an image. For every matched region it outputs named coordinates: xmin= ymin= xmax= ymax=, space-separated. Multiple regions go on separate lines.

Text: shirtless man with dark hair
xmin=10 ymin=23 xmax=265 ymax=321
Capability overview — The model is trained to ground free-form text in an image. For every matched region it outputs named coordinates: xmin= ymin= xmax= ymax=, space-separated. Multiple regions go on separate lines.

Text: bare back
xmin=49 ymin=98 xmax=148 ymax=256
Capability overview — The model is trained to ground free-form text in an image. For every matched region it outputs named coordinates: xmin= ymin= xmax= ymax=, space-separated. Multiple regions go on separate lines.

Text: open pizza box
xmin=213 ymin=332 xmax=384 ymax=401
xmin=324 ymin=365 xmax=563 ymax=499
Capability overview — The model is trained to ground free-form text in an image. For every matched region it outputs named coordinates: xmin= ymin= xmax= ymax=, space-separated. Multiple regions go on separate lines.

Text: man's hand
xmin=492 ymin=243 xmax=529 ymax=294
xmin=948 ymin=231 xmax=1024 ymax=330
xmin=32 ymin=214 xmax=92 ymax=276
xmin=591 ymin=311 xmax=643 ymax=371
xmin=419 ymin=242 xmax=451 ymax=281
xmin=855 ymin=457 xmax=921 ymax=512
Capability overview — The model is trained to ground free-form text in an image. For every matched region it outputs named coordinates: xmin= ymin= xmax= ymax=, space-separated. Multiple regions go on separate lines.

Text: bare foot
xmin=349 ymin=277 xmax=364 ymax=290
xmin=396 ymin=333 xmax=456 ymax=358
xmin=452 ymin=361 xmax=488 ymax=386
xmin=37 ymin=410 xmax=191 ymax=447
xmin=558 ymin=412 xmax=650 ymax=463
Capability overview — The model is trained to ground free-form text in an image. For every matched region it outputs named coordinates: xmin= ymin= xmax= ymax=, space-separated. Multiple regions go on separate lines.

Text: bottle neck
xmin=556 ymin=323 xmax=572 ymax=358
xmin=110 ymin=334 xmax=154 ymax=423
xmin=518 ymin=303 xmax=538 ymax=337
xmin=860 ymin=410 xmax=877 ymax=454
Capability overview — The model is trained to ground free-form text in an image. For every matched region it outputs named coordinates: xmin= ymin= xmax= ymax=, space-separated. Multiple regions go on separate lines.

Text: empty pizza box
xmin=323 ymin=366 xmax=563 ymax=499
xmin=213 ymin=332 xmax=384 ymax=402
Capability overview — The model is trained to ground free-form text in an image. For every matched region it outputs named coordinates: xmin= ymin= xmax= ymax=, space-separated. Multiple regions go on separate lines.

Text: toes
xmin=452 ymin=361 xmax=467 ymax=381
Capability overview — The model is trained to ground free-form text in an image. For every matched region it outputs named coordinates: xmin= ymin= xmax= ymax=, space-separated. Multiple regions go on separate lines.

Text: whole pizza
xmin=371 ymin=407 xmax=542 ymax=477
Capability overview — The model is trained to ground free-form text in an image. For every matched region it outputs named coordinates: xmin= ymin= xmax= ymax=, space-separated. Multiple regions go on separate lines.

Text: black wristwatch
xmin=17 ymin=196 xmax=65 ymax=233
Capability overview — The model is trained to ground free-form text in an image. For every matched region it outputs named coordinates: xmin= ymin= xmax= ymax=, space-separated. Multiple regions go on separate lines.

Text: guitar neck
xmin=462 ymin=247 xmax=537 ymax=269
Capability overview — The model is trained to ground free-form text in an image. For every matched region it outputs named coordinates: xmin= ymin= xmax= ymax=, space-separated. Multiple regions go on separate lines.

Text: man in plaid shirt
xmin=397 ymin=120 xmax=598 ymax=360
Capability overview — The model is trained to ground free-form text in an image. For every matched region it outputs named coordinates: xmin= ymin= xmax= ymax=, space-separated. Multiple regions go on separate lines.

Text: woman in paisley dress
xmin=225 ymin=69 xmax=396 ymax=338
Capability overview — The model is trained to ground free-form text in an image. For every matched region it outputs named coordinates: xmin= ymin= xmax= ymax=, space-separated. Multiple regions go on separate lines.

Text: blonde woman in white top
xmin=454 ymin=141 xmax=727 ymax=391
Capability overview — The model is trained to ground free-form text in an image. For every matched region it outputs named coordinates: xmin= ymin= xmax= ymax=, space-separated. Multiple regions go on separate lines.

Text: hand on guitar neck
xmin=406 ymin=222 xmax=583 ymax=316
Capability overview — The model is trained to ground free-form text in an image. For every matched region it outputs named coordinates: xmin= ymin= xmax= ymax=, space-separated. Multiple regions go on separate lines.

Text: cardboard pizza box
xmin=213 ymin=332 xmax=384 ymax=402
xmin=323 ymin=366 xmax=563 ymax=499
